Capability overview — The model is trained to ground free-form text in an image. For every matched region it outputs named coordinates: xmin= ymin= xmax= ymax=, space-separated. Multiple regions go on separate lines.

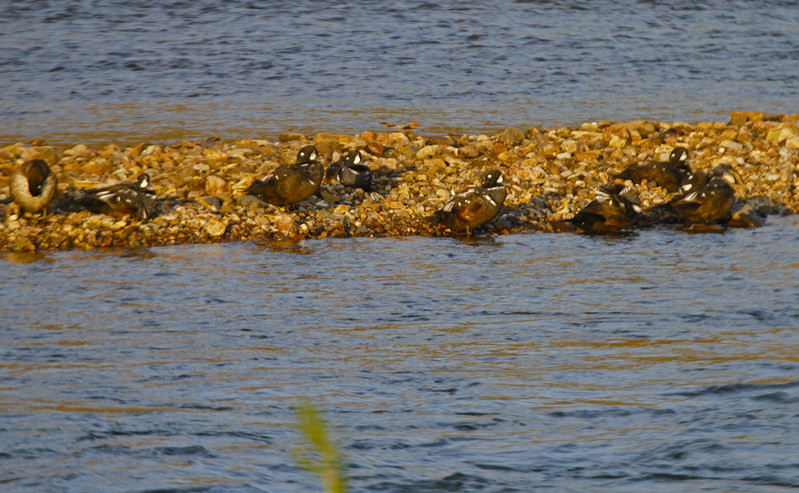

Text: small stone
xmin=205 ymin=175 xmax=229 ymax=195
xmin=499 ymin=126 xmax=525 ymax=147
xmin=729 ymin=112 xmax=748 ymax=127
xmin=279 ymin=133 xmax=308 ymax=142
xmin=81 ymin=161 xmax=111 ymax=175
xmin=142 ymin=145 xmax=162 ymax=156
xmin=366 ymin=140 xmax=384 ymax=156
xmin=785 ymin=136 xmax=799 ymax=150
xmin=313 ymin=133 xmax=346 ymax=155
xmin=416 ymin=145 xmax=441 ymax=159
xmin=198 ymin=196 xmax=223 ymax=211
xmin=561 ymin=139 xmax=581 ymax=154
xmin=64 ymin=144 xmax=96 ymax=159
xmin=766 ymin=126 xmax=794 ymax=143
xmin=609 ymin=134 xmax=627 ymax=149
xmin=204 ymin=220 xmax=227 ymax=237
xmin=388 ymin=132 xmax=410 ymax=146
xmin=720 ymin=139 xmax=743 ymax=153
xmin=273 ymin=214 xmax=298 ymax=236
xmin=497 ymin=151 xmax=517 ymax=163
xmin=125 ymin=142 xmax=146 ymax=157
xmin=20 ymin=146 xmax=59 ymax=166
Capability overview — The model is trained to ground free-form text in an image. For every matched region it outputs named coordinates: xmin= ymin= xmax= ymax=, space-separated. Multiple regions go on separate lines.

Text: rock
xmin=426 ymin=135 xmax=453 ymax=146
xmin=416 ymin=145 xmax=441 ymax=159
xmin=388 ymin=132 xmax=410 ymax=146
xmin=785 ymin=136 xmax=799 ymax=150
xmin=81 ymin=160 xmax=111 ymax=175
xmin=498 ymin=127 xmax=525 ymax=147
xmin=3 ymin=115 xmax=799 ymax=251
xmin=63 ymin=144 xmax=95 ymax=159
xmin=204 ymin=220 xmax=227 ymax=237
xmin=236 ymin=195 xmax=266 ymax=211
xmin=198 ymin=196 xmax=223 ymax=211
xmin=205 ymin=175 xmax=229 ymax=195
xmin=609 ymin=134 xmax=627 ymax=149
xmin=20 ymin=146 xmax=59 ymax=166
xmin=273 ymin=214 xmax=298 ymax=237
xmin=766 ymin=126 xmax=794 ymax=144
xmin=142 ymin=145 xmax=162 ymax=156
xmin=366 ymin=140 xmax=384 ymax=156
xmin=279 ymin=133 xmax=308 ymax=142
xmin=313 ymin=133 xmax=346 ymax=155
xmin=125 ymin=142 xmax=147 ymax=157
xmin=561 ymin=139 xmax=581 ymax=154
xmin=720 ymin=139 xmax=743 ymax=153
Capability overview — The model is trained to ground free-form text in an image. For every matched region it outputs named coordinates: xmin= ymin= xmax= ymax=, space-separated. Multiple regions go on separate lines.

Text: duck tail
xmin=427 ymin=209 xmax=457 ymax=228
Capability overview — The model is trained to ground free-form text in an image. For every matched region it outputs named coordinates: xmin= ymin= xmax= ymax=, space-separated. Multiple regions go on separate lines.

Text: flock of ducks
xmin=569 ymin=147 xmax=737 ymax=233
xmin=7 ymin=145 xmax=738 ymax=236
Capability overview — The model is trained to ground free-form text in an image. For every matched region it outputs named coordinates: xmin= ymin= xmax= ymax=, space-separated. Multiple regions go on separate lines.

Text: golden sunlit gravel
xmin=2 ymin=111 xmax=797 ymax=252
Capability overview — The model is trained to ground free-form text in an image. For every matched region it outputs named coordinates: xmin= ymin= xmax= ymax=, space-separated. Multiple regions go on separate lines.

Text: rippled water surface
xmin=3 ymin=218 xmax=799 ymax=492
xmin=2 ymin=0 xmax=798 ymax=145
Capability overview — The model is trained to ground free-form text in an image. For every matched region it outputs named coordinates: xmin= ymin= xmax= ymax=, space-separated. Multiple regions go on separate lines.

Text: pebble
xmin=1 ymin=112 xmax=798 ymax=252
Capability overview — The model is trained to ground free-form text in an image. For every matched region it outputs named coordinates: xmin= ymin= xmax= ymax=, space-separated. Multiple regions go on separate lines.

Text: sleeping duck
xmin=570 ymin=183 xmax=641 ymax=234
xmin=669 ymin=176 xmax=735 ymax=224
xmin=10 ymin=159 xmax=58 ymax=213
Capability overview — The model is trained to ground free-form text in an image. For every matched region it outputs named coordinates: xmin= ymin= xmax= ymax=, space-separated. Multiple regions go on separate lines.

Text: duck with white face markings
xmin=75 ymin=174 xmax=159 ymax=221
xmin=246 ymin=144 xmax=324 ymax=207
xmin=326 ymin=150 xmax=372 ymax=192
xmin=428 ymin=167 xmax=507 ymax=235
xmin=614 ymin=147 xmax=692 ymax=193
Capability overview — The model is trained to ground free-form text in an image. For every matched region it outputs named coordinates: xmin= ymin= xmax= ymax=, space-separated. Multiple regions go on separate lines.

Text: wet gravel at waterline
xmin=3 ymin=112 xmax=799 ymax=251
xmin=2 ymin=218 xmax=799 ymax=492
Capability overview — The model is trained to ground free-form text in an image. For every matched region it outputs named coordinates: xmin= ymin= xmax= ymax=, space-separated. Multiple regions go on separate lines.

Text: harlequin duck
xmin=570 ymin=183 xmax=641 ymax=234
xmin=670 ymin=176 xmax=735 ymax=224
xmin=326 ymin=150 xmax=372 ymax=191
xmin=77 ymin=173 xmax=158 ymax=220
xmin=247 ymin=144 xmax=323 ymax=206
xmin=615 ymin=147 xmax=691 ymax=192
xmin=10 ymin=159 xmax=58 ymax=213
xmin=676 ymin=169 xmax=709 ymax=196
xmin=428 ymin=168 xmax=506 ymax=234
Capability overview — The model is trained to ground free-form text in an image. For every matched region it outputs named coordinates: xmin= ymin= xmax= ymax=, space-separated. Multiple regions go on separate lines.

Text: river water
xmin=3 ymin=1 xmax=799 ymax=491
xmin=1 ymin=0 xmax=798 ymax=146
xmin=3 ymin=217 xmax=799 ymax=492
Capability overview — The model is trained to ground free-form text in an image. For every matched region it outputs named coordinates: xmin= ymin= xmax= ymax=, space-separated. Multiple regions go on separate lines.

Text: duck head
xmin=296 ymin=145 xmax=319 ymax=165
xmin=481 ymin=168 xmax=504 ymax=188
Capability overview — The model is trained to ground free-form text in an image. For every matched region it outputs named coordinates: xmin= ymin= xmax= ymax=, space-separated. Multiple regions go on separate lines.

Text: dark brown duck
xmin=247 ymin=145 xmax=324 ymax=206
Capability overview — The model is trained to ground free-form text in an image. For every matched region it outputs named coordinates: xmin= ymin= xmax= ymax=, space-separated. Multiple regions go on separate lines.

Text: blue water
xmin=1 ymin=0 xmax=797 ymax=145
xmin=2 ymin=217 xmax=799 ymax=491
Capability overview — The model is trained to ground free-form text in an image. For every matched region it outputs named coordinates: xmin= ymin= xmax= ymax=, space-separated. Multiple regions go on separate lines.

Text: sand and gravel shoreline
xmin=1 ymin=111 xmax=797 ymax=252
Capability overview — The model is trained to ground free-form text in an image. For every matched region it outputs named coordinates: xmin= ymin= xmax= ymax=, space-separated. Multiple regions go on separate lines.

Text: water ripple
xmin=1 ymin=218 xmax=799 ymax=490
xmin=1 ymin=1 xmax=798 ymax=144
